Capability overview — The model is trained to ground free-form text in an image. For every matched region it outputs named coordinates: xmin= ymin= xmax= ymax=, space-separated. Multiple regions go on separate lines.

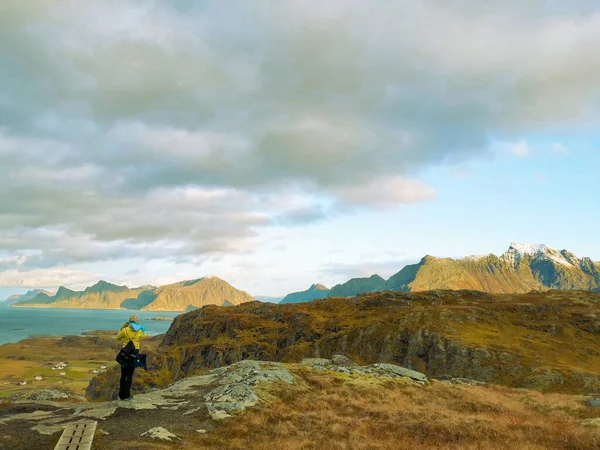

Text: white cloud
xmin=0 ymin=267 xmax=99 ymax=289
xmin=1 ymin=0 xmax=599 ymax=285
xmin=330 ymin=176 xmax=437 ymax=209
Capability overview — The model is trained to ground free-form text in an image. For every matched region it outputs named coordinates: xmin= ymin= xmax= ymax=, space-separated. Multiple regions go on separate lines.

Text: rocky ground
xmin=2 ymin=356 xmax=600 ymax=449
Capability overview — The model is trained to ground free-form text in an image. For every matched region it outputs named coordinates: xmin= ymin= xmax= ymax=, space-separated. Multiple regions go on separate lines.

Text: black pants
xmin=119 ymin=364 xmax=136 ymax=400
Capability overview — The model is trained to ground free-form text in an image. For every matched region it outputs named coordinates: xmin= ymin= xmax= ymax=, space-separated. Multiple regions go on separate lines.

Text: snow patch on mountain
xmin=509 ymin=243 xmax=552 ymax=256
xmin=503 ymin=242 xmax=575 ymax=268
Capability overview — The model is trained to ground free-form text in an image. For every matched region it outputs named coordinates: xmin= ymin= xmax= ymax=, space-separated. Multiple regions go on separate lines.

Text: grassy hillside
xmin=191 ymin=367 xmax=600 ymax=450
xmin=87 ymin=289 xmax=600 ymax=401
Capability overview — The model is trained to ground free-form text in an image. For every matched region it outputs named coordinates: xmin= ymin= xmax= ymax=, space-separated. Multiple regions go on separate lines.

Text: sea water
xmin=0 ymin=307 xmax=181 ymax=345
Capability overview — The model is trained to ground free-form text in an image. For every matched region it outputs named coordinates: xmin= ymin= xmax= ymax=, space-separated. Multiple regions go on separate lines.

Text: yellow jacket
xmin=116 ymin=325 xmax=147 ymax=350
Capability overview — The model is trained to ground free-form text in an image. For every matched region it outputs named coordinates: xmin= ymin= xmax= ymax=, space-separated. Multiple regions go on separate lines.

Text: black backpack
xmin=116 ymin=339 xmax=137 ymax=369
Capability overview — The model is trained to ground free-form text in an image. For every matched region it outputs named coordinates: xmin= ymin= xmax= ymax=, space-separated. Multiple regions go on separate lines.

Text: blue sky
xmin=1 ymin=1 xmax=599 ymax=299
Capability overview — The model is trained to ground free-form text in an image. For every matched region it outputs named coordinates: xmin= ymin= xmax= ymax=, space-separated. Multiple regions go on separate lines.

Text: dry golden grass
xmin=184 ymin=370 xmax=600 ymax=450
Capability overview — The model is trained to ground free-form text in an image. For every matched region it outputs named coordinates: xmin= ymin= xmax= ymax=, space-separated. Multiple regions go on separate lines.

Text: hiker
xmin=116 ymin=314 xmax=147 ymax=400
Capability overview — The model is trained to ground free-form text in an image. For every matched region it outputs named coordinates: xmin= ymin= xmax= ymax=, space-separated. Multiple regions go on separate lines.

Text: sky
xmin=1 ymin=0 xmax=599 ymax=299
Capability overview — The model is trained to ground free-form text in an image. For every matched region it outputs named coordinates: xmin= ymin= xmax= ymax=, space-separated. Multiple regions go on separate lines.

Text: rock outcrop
xmin=302 ymin=356 xmax=428 ymax=383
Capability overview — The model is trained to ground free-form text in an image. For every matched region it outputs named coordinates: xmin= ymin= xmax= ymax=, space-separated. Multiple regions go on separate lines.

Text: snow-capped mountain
xmin=502 ymin=242 xmax=582 ymax=269
xmin=376 ymin=243 xmax=600 ymax=295
xmin=497 ymin=242 xmax=599 ymax=290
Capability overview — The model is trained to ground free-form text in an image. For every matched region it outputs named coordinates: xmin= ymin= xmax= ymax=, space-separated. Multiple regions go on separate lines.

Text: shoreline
xmin=8 ymin=304 xmax=188 ymax=312
xmin=0 ymin=309 xmax=178 ymax=346
xmin=0 ymin=330 xmax=164 ymax=347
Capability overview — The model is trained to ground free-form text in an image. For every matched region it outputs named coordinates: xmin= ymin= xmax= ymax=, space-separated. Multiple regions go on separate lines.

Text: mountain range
xmin=279 ymin=242 xmax=600 ymax=303
xmin=279 ymin=284 xmax=330 ymax=304
xmin=10 ymin=277 xmax=253 ymax=311
xmin=7 ymin=242 xmax=600 ymax=310
xmin=253 ymin=295 xmax=285 ymax=304
xmin=4 ymin=289 xmax=55 ymax=305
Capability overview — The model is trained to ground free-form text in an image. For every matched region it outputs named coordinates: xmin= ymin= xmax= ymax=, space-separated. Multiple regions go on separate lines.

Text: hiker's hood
xmin=129 ymin=322 xmax=146 ymax=333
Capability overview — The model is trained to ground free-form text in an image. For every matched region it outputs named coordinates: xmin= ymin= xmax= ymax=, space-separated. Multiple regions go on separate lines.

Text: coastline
xmin=9 ymin=304 xmax=127 ymax=310
xmin=8 ymin=304 xmax=188 ymax=312
xmin=0 ymin=308 xmax=179 ymax=346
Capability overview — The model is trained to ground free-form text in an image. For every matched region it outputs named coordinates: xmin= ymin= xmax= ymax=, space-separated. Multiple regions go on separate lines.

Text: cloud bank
xmin=1 ymin=0 xmax=599 ymax=286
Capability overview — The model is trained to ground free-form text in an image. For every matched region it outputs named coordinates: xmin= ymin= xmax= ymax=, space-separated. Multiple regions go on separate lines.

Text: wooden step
xmin=54 ymin=421 xmax=97 ymax=450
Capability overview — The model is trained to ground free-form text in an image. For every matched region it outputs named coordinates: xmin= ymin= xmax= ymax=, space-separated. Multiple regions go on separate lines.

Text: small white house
xmin=35 ymin=376 xmax=43 ymax=381
xmin=92 ymin=369 xmax=99 ymax=374
xmin=60 ymin=372 xmax=66 ymax=376
xmin=100 ymin=365 xmax=107 ymax=369
xmin=19 ymin=380 xmax=27 ymax=385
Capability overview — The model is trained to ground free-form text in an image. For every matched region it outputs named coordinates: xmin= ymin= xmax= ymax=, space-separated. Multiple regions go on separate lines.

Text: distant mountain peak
xmin=280 ymin=283 xmax=331 ymax=304
xmin=86 ymin=280 xmax=127 ymax=293
xmin=504 ymin=242 xmax=577 ymax=268
xmin=508 ymin=242 xmax=554 ymax=256
xmin=55 ymin=286 xmax=75 ymax=297
xmin=5 ymin=289 xmax=54 ymax=304
xmin=92 ymin=280 xmax=117 ymax=288
xmin=179 ymin=277 xmax=226 ymax=288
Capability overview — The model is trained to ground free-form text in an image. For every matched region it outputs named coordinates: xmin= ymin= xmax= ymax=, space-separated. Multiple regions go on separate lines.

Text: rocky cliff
xmin=87 ymin=289 xmax=600 ymax=401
